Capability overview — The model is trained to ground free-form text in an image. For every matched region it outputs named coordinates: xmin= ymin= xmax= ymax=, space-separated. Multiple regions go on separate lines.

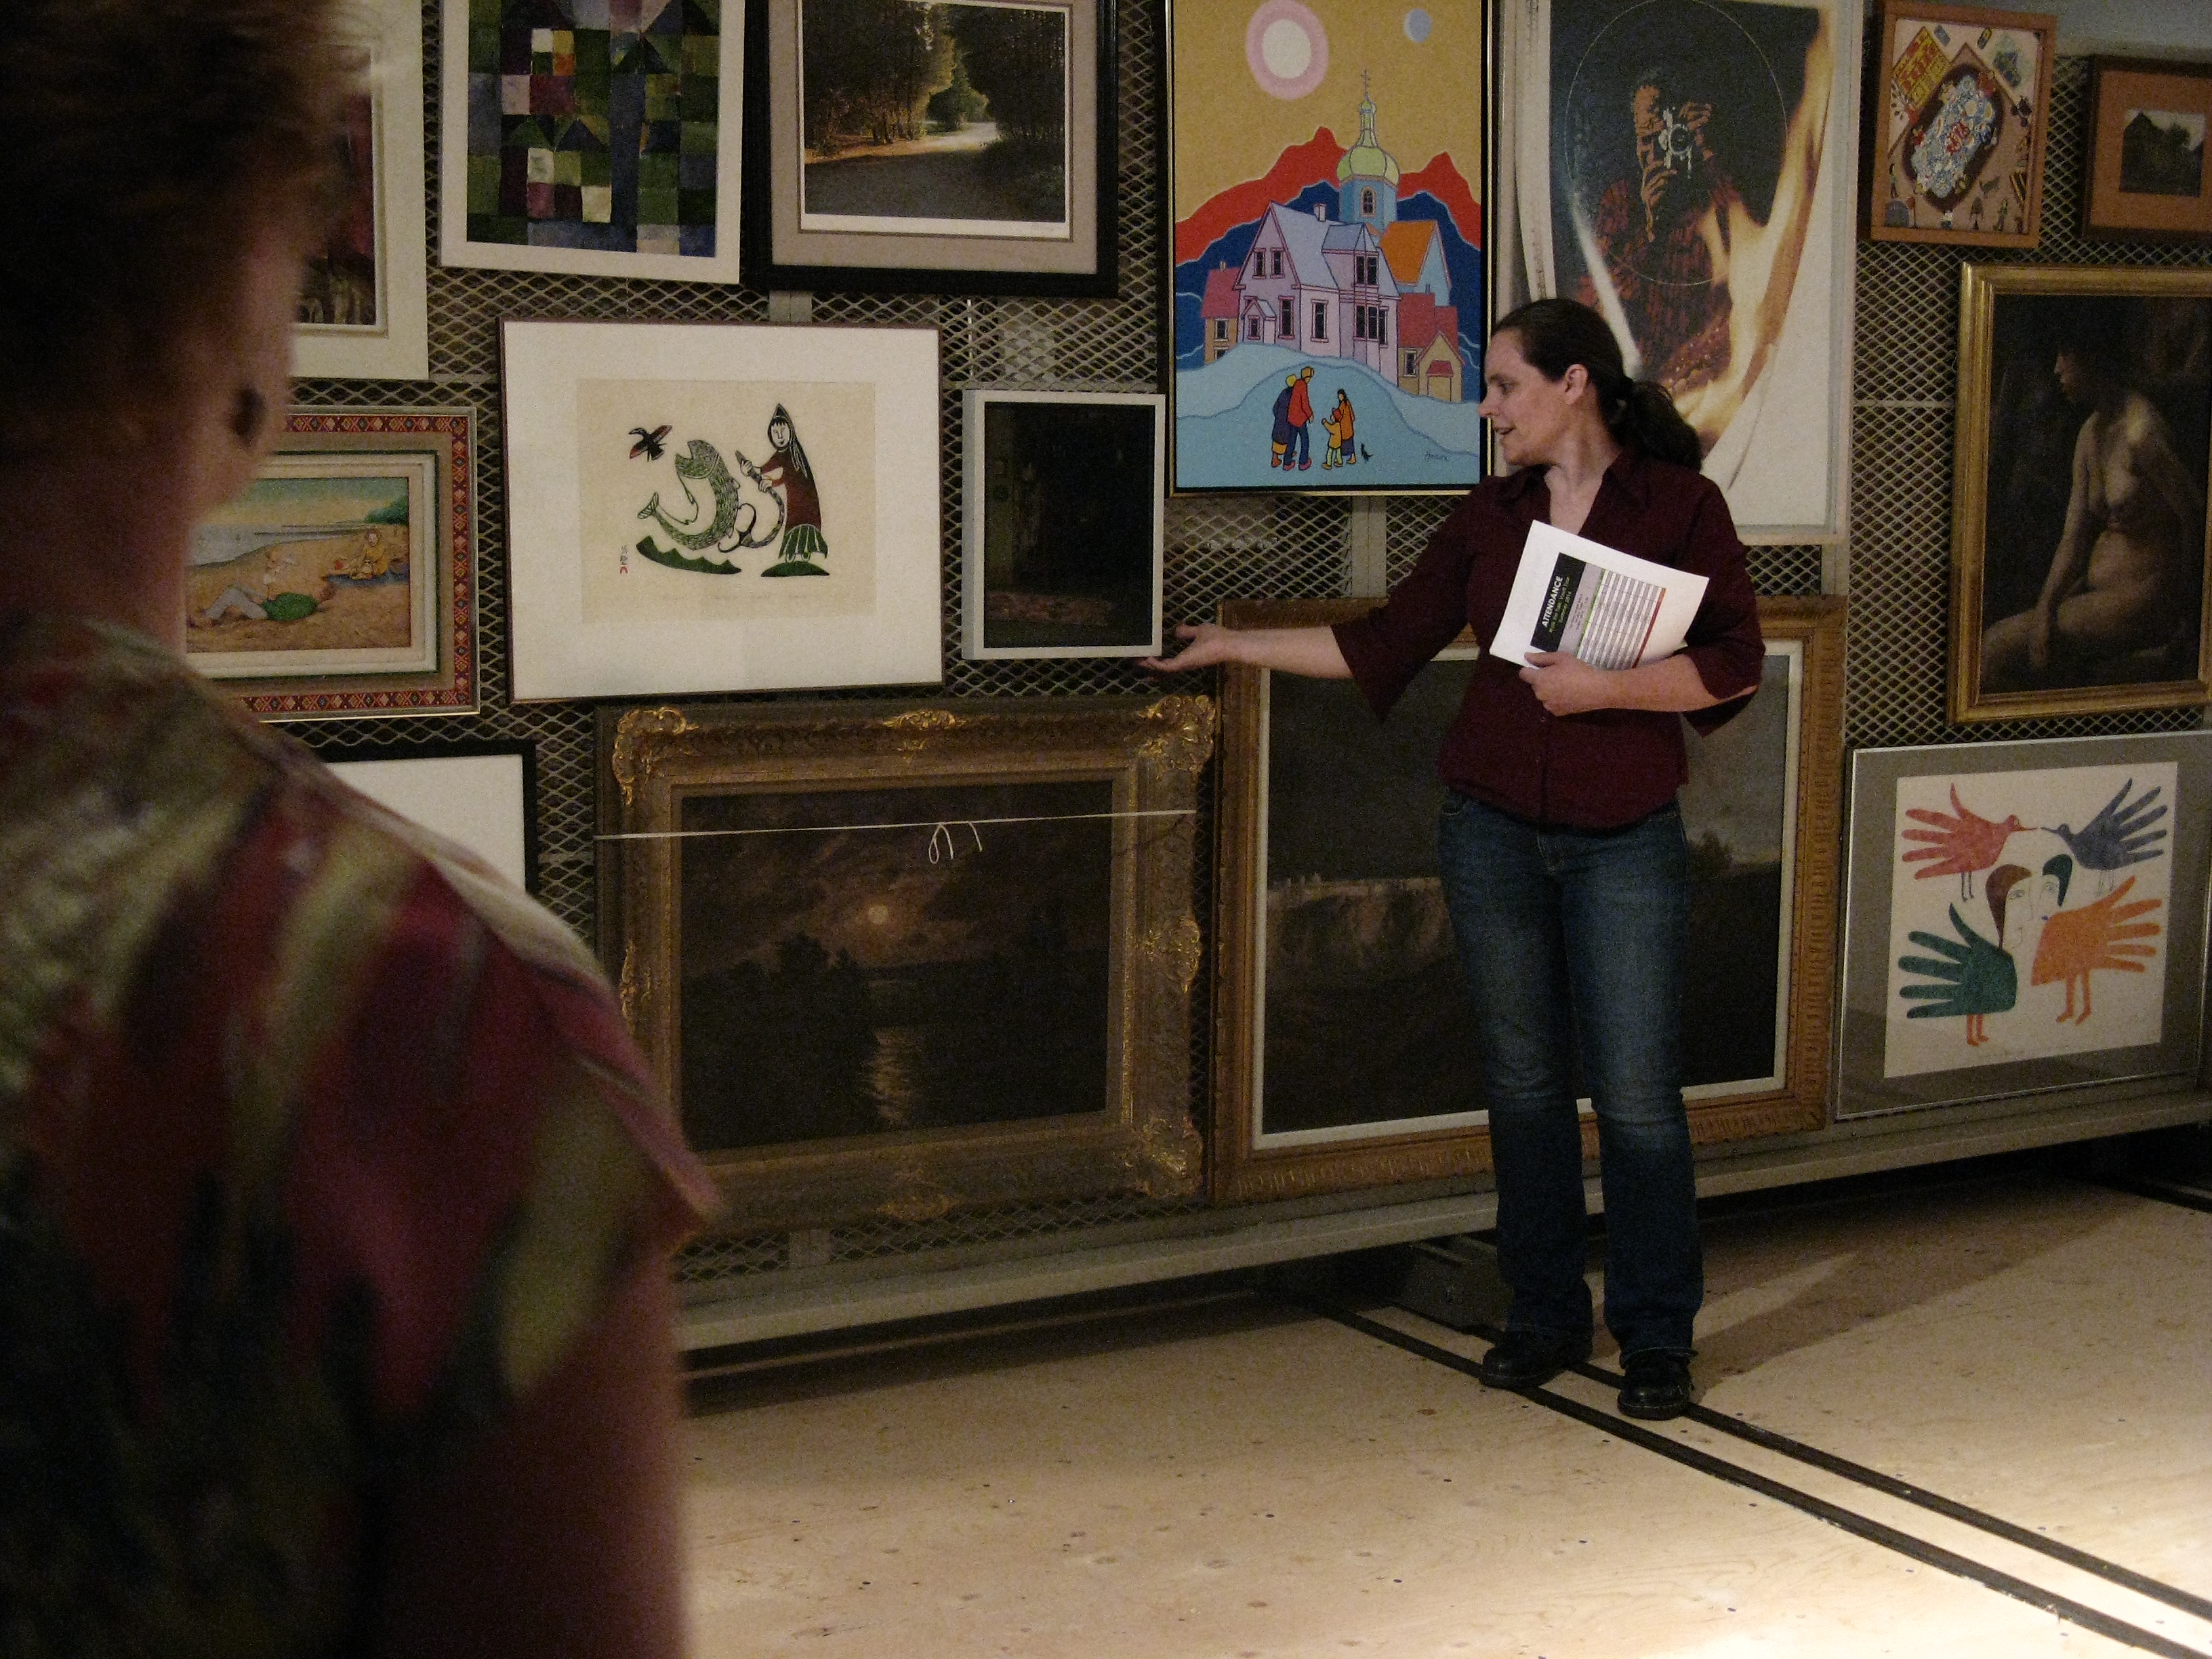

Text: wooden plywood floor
xmin=682 ymin=1170 xmax=2212 ymax=1658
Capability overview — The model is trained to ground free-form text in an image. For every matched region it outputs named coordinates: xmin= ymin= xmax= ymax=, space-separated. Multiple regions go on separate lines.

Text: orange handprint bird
xmin=1901 ymin=785 xmax=2025 ymax=899
xmin=2030 ymin=865 xmax=2162 ymax=1024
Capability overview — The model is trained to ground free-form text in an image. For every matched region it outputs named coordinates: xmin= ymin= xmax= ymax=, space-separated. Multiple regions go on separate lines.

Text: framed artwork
xmin=1864 ymin=1 xmax=2055 ymax=248
xmin=2085 ymin=58 xmax=2212 ymax=243
xmin=598 ymin=695 xmax=1214 ymax=1231
xmin=1207 ymin=595 xmax=1843 ymax=1205
xmin=1948 ymin=264 xmax=2212 ymax=724
xmin=1837 ymin=732 xmax=2212 ymax=1120
xmin=1165 ymin=0 xmax=1487 ymax=493
xmin=500 ymin=320 xmax=942 ymax=701
xmin=186 ymin=409 xmax=478 ymax=719
xmin=960 ymin=390 xmax=1164 ymax=659
xmin=296 ymin=0 xmax=430 ymax=379
xmin=742 ymin=0 xmax=1116 ymax=295
xmin=437 ymin=0 xmax=745 ymax=283
xmin=316 ymin=737 xmax=539 ymax=892
xmin=1494 ymin=0 xmax=1861 ymax=541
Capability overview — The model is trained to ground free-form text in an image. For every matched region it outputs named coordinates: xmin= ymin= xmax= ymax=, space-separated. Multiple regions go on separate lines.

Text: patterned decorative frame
xmin=192 ymin=408 xmax=478 ymax=720
xmin=437 ymin=0 xmax=747 ymax=283
xmin=599 ymin=694 xmax=1214 ymax=1232
xmin=1206 ymin=595 xmax=1843 ymax=1206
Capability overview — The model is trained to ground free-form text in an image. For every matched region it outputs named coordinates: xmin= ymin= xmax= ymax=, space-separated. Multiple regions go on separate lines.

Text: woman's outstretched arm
xmin=1141 ymin=623 xmax=1351 ymax=678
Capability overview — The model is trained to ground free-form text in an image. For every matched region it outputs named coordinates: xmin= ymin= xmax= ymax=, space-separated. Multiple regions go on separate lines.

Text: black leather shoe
xmin=1618 ymin=1351 xmax=1695 ymax=1419
xmin=1477 ymin=1328 xmax=1592 ymax=1391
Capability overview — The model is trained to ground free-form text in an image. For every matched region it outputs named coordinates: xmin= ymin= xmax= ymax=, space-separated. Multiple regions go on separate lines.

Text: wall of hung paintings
xmin=283 ymin=0 xmax=2212 ymax=1295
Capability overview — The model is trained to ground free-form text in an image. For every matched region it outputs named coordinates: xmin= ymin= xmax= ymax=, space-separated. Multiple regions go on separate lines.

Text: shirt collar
xmin=1496 ymin=443 xmax=1653 ymax=509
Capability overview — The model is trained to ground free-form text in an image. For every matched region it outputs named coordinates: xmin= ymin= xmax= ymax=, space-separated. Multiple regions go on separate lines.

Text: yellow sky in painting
xmin=1172 ymin=1 xmax=1484 ymax=219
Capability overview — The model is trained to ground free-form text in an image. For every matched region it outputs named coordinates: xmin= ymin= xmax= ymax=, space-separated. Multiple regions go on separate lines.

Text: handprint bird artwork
xmin=1885 ymin=762 xmax=2174 ymax=1078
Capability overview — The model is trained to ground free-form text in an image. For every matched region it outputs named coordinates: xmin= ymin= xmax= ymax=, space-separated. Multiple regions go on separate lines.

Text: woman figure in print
xmin=758 ymin=403 xmax=827 ymax=577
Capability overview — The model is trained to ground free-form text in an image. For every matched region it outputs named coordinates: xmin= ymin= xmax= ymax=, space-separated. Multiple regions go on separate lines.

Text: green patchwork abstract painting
xmin=440 ymin=0 xmax=745 ymax=281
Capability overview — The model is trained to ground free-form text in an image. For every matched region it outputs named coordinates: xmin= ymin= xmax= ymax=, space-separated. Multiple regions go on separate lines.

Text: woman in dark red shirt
xmin=1149 ymin=299 xmax=1762 ymax=1420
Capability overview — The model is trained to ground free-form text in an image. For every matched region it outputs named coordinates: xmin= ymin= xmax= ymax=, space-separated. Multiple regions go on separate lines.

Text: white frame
xmin=438 ymin=0 xmax=747 ymax=283
xmin=297 ymin=0 xmax=430 ymax=379
xmin=960 ymin=389 xmax=1164 ymax=661
xmin=1492 ymin=0 xmax=1860 ymax=544
xmin=501 ymin=320 xmax=943 ymax=701
xmin=323 ymin=741 xmax=535 ymax=892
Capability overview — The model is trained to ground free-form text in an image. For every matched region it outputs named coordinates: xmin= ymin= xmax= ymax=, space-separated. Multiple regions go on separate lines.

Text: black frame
xmin=310 ymin=735 xmax=541 ymax=895
xmin=741 ymin=0 xmax=1122 ymax=297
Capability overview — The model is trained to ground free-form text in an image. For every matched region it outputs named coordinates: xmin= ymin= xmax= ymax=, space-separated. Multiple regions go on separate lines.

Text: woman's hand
xmin=1518 ymin=650 xmax=1619 ymax=715
xmin=1140 ymin=623 xmax=1238 ymax=672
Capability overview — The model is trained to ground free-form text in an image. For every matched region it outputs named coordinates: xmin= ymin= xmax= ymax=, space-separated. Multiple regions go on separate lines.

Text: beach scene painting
xmin=1169 ymin=1 xmax=1486 ymax=491
xmin=186 ymin=452 xmax=437 ymax=680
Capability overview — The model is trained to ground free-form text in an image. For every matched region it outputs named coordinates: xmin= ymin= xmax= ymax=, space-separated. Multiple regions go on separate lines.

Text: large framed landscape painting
xmin=1208 ymin=596 xmax=1842 ymax=1205
xmin=600 ymin=696 xmax=1214 ymax=1231
xmin=1494 ymin=0 xmax=1860 ymax=539
xmin=186 ymin=409 xmax=478 ymax=719
xmin=501 ymin=320 xmax=942 ymax=700
xmin=438 ymin=0 xmax=745 ymax=283
xmin=1948 ymin=264 xmax=2212 ymax=723
xmin=745 ymin=0 xmax=1115 ymax=293
xmin=1166 ymin=1 xmax=1488 ymax=493
xmin=1837 ymin=732 xmax=2212 ymax=1120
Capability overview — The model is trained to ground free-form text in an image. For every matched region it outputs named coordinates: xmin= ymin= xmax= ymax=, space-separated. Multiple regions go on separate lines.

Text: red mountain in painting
xmin=1173 ymin=131 xmax=1483 ymax=266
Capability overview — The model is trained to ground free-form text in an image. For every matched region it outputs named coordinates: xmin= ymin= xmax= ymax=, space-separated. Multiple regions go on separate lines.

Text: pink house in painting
xmin=1229 ymin=201 xmax=1399 ymax=376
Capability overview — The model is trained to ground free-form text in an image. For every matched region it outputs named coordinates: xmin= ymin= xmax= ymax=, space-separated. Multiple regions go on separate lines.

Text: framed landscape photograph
xmin=1837 ymin=731 xmax=2212 ymax=1120
xmin=1166 ymin=0 xmax=1487 ymax=493
xmin=1207 ymin=595 xmax=1843 ymax=1206
xmin=743 ymin=0 xmax=1115 ymax=294
xmin=598 ymin=695 xmax=1214 ymax=1231
xmin=295 ymin=0 xmax=430 ymax=379
xmin=437 ymin=0 xmax=745 ymax=283
xmin=2085 ymin=58 xmax=2212 ymax=243
xmin=186 ymin=409 xmax=477 ymax=719
xmin=1494 ymin=0 xmax=1860 ymax=539
xmin=500 ymin=320 xmax=941 ymax=701
xmin=1948 ymin=264 xmax=2212 ymax=723
xmin=1864 ymin=1 xmax=2055 ymax=248
xmin=960 ymin=390 xmax=1164 ymax=659
xmin=318 ymin=737 xmax=538 ymax=892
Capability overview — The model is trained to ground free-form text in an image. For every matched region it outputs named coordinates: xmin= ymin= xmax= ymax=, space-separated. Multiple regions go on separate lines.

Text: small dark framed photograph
xmin=312 ymin=737 xmax=539 ymax=894
xmin=2086 ymin=58 xmax=2212 ymax=243
xmin=743 ymin=0 xmax=1118 ymax=295
xmin=961 ymin=390 xmax=1164 ymax=659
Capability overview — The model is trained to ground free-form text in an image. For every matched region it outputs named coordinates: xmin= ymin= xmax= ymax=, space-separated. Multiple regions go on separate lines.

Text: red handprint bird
xmin=2030 ymin=869 xmax=2161 ymax=1023
xmin=1900 ymin=785 xmax=2024 ymax=899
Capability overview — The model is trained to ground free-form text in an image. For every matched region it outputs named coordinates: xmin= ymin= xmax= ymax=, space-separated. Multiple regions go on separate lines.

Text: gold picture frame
xmin=1949 ymin=264 xmax=2212 ymax=724
xmin=599 ymin=695 xmax=1213 ymax=1233
xmin=1864 ymin=1 xmax=2055 ymax=248
xmin=1208 ymin=596 xmax=1843 ymax=1206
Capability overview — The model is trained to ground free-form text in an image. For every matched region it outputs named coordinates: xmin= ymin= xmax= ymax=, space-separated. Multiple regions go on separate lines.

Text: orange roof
xmin=1380 ymin=220 xmax=1439 ymax=287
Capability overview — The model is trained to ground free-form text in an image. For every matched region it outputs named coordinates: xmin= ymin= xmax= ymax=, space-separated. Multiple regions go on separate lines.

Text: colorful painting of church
xmin=1170 ymin=15 xmax=1486 ymax=496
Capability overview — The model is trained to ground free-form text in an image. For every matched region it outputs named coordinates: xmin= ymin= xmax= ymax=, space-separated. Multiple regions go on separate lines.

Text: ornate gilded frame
xmin=1949 ymin=264 xmax=2212 ymax=723
xmin=599 ymin=695 xmax=1213 ymax=1233
xmin=1208 ymin=596 xmax=1843 ymax=1206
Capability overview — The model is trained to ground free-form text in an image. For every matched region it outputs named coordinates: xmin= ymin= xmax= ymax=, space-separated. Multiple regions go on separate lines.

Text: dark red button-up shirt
xmin=1333 ymin=446 xmax=1764 ymax=830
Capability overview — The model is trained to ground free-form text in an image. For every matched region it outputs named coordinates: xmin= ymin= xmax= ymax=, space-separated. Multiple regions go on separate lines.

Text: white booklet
xmin=1488 ymin=520 xmax=1708 ymax=670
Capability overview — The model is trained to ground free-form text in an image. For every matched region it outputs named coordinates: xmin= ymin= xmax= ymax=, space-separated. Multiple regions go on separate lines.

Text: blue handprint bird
xmin=2045 ymin=779 xmax=2166 ymax=893
xmin=1898 ymin=865 xmax=2032 ymax=1047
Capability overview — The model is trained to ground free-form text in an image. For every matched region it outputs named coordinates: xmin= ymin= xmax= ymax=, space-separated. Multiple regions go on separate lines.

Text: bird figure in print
xmin=628 ymin=424 xmax=672 ymax=461
xmin=1900 ymin=785 xmax=2024 ymax=899
xmin=2045 ymin=779 xmax=2166 ymax=895
xmin=1896 ymin=863 xmax=2032 ymax=1047
xmin=2030 ymin=859 xmax=2160 ymax=1024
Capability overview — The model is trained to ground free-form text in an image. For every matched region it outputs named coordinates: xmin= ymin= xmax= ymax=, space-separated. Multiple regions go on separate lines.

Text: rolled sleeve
xmin=1678 ymin=485 xmax=1764 ymax=736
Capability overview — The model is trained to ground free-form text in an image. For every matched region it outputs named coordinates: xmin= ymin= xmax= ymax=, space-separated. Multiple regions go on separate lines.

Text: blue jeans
xmin=1436 ymin=792 xmax=1702 ymax=1356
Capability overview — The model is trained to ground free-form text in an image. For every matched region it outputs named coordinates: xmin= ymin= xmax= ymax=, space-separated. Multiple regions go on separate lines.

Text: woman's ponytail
xmin=1491 ymin=298 xmax=1707 ymax=472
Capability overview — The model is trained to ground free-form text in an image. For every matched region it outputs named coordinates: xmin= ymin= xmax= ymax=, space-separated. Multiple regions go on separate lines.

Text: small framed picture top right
xmin=1866 ymin=1 xmax=2055 ymax=247
xmin=960 ymin=390 xmax=1164 ymax=660
xmin=2086 ymin=58 xmax=2212 ymax=243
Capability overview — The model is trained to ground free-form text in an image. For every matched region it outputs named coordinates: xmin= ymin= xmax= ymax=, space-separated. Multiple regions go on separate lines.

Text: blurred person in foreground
xmin=0 ymin=3 xmax=718 ymax=1654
